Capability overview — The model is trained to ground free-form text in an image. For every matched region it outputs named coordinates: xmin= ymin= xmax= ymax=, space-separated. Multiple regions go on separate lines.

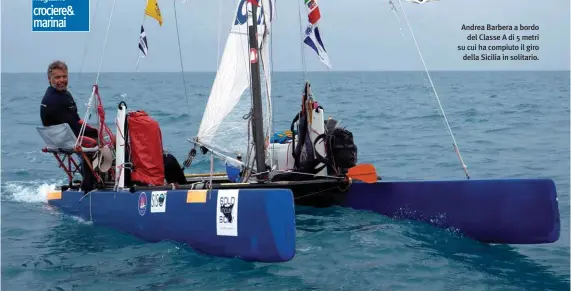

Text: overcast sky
xmin=1 ymin=0 xmax=569 ymax=72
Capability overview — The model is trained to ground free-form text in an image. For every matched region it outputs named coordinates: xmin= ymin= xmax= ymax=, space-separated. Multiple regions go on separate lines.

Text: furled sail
xmin=195 ymin=0 xmax=275 ymax=154
xmin=260 ymin=1 xmax=274 ymax=158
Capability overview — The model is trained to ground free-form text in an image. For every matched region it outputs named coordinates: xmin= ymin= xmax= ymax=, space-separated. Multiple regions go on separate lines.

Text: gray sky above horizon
xmin=2 ymin=0 xmax=570 ymax=73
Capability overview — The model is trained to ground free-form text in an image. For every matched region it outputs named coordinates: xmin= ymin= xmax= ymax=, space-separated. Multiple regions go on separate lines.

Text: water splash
xmin=1 ymin=180 xmax=61 ymax=203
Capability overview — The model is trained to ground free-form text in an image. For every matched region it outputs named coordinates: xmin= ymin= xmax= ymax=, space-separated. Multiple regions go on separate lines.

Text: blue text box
xmin=32 ymin=0 xmax=90 ymax=32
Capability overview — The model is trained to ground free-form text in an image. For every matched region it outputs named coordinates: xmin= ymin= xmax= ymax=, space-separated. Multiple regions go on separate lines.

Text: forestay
xmin=195 ymin=0 xmax=275 ymax=157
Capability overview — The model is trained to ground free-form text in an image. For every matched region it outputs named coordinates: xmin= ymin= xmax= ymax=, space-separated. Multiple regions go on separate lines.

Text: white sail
xmin=260 ymin=5 xmax=274 ymax=161
xmin=195 ymin=0 xmax=275 ymax=151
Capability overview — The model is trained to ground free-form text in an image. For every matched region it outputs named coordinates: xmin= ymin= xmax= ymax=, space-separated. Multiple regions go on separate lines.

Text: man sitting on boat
xmin=40 ymin=60 xmax=99 ymax=191
xmin=40 ymin=60 xmax=99 ymax=145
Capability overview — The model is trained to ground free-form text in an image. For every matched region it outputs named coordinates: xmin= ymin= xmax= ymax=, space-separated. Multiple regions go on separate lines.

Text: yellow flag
xmin=145 ymin=0 xmax=163 ymax=26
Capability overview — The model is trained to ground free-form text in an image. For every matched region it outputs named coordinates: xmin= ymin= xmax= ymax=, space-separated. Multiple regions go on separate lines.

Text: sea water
xmin=1 ymin=71 xmax=569 ymax=290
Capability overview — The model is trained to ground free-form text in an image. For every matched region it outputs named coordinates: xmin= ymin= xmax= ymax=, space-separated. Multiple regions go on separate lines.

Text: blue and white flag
xmin=302 ymin=0 xmax=331 ymax=70
xmin=138 ymin=25 xmax=148 ymax=58
xmin=303 ymin=24 xmax=331 ymax=69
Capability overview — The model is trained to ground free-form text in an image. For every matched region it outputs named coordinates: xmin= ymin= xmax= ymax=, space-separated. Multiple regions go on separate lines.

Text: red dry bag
xmin=127 ymin=111 xmax=165 ymax=186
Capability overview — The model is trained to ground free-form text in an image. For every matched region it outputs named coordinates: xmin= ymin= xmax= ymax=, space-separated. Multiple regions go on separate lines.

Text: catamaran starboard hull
xmin=46 ymin=188 xmax=296 ymax=262
xmin=344 ymin=178 xmax=560 ymax=244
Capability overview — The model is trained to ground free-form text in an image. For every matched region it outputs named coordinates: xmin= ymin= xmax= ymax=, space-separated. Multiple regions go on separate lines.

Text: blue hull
xmin=45 ymin=177 xmax=560 ymax=263
xmin=47 ymin=188 xmax=296 ymax=262
xmin=344 ymin=178 xmax=560 ymax=244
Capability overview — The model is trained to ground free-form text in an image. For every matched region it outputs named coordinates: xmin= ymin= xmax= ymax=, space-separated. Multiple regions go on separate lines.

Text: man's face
xmin=48 ymin=68 xmax=68 ymax=91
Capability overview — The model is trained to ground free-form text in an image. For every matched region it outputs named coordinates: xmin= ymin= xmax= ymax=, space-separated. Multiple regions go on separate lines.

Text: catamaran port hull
xmin=46 ymin=188 xmax=296 ymax=263
xmin=344 ymin=178 xmax=561 ymax=245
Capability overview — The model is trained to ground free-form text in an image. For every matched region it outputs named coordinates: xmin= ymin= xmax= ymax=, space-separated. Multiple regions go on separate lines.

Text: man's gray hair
xmin=47 ymin=60 xmax=68 ymax=77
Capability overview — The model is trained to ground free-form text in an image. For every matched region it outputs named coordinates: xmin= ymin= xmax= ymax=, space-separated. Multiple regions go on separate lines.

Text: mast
xmin=247 ymin=0 xmax=268 ymax=181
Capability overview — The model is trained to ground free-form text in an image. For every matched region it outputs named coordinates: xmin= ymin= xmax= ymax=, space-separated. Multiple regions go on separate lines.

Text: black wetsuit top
xmin=40 ymin=86 xmax=98 ymax=139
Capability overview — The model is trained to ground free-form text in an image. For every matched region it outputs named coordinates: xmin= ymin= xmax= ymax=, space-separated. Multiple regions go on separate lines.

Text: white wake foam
xmin=2 ymin=180 xmax=95 ymax=225
xmin=2 ymin=180 xmax=62 ymax=203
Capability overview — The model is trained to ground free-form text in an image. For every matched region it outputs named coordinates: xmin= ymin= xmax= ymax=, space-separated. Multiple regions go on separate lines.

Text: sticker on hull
xmin=186 ymin=190 xmax=207 ymax=203
xmin=151 ymin=191 xmax=167 ymax=213
xmin=138 ymin=192 xmax=147 ymax=216
xmin=216 ymin=189 xmax=239 ymax=236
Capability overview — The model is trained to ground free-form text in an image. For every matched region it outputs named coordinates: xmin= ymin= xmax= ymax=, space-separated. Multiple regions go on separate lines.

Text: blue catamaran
xmin=39 ymin=0 xmax=560 ymax=263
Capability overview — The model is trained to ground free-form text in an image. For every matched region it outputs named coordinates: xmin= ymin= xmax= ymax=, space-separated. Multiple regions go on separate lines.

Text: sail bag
xmin=127 ymin=111 xmax=165 ymax=186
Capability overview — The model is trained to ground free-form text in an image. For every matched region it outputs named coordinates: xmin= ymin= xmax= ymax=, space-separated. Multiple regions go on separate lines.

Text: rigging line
xmin=203 ymin=0 xmax=251 ymax=166
xmin=78 ymin=0 xmax=101 ymax=83
xmin=246 ymin=0 xmax=258 ymax=154
xmin=268 ymin=7 xmax=275 ymax=145
xmin=388 ymin=0 xmax=405 ymax=38
xmin=135 ymin=1 xmax=148 ymax=73
xmin=135 ymin=20 xmax=147 ymax=72
xmin=257 ymin=3 xmax=271 ymax=159
xmin=74 ymin=0 xmax=100 ymax=146
xmin=263 ymin=16 xmax=274 ymax=168
xmin=94 ymin=0 xmax=117 ymax=86
xmin=173 ymin=0 xmax=190 ymax=106
xmin=195 ymin=0 xmax=239 ymax=154
xmin=216 ymin=0 xmax=222 ymax=68
xmin=396 ymin=0 xmax=470 ymax=179
xmin=269 ymin=7 xmax=276 ymax=166
xmin=236 ymin=0 xmax=253 ymax=129
xmin=75 ymin=0 xmax=118 ymax=148
xmin=297 ymin=0 xmax=307 ymax=82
